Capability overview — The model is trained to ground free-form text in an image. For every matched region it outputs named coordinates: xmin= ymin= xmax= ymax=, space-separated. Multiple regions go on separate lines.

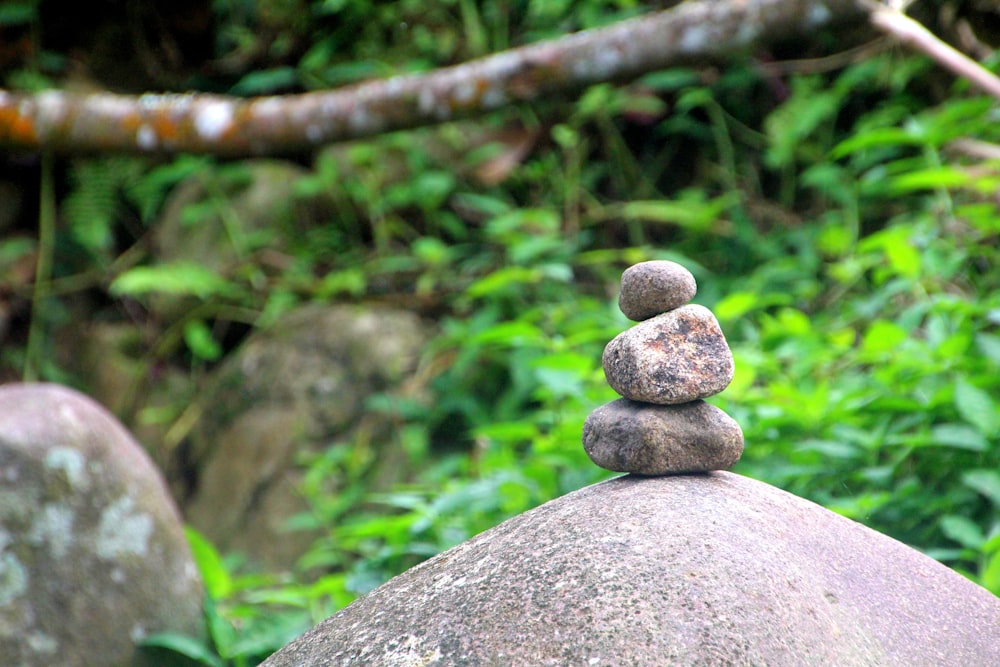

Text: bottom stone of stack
xmin=583 ymin=398 xmax=744 ymax=475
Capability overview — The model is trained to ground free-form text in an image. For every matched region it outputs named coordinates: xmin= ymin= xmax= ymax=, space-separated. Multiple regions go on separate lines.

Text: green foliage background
xmin=2 ymin=0 xmax=1000 ymax=664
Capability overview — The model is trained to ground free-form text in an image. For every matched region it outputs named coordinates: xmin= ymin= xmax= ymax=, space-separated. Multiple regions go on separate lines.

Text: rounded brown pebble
xmin=602 ymin=304 xmax=734 ymax=404
xmin=618 ymin=260 xmax=697 ymax=321
xmin=582 ymin=398 xmax=744 ymax=474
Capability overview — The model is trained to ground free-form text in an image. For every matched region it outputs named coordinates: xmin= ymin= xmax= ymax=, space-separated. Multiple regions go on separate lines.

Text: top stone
xmin=618 ymin=260 xmax=697 ymax=321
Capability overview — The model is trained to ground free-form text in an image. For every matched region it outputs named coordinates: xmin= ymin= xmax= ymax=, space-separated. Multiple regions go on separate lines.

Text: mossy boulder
xmin=0 ymin=383 xmax=204 ymax=667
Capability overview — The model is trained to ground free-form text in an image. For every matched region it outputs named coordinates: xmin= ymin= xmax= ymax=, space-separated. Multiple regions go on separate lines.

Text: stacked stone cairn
xmin=583 ymin=260 xmax=744 ymax=475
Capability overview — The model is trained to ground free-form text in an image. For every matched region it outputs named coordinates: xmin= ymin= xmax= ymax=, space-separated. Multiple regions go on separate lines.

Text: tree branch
xmin=0 ymin=0 xmax=864 ymax=157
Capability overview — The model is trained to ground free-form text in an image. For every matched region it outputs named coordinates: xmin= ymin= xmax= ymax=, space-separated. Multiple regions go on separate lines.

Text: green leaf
xmin=929 ymin=424 xmax=989 ymax=452
xmin=110 ymin=263 xmax=233 ymax=299
xmin=139 ymin=633 xmax=225 ymax=667
xmin=465 ymin=266 xmax=541 ymax=298
xmin=412 ymin=237 xmax=452 ymax=265
xmin=816 ymin=221 xmax=854 ymax=256
xmin=203 ymin=594 xmax=236 ymax=659
xmin=0 ymin=2 xmax=37 ymax=25
xmin=885 ymin=240 xmax=920 ymax=278
xmin=908 ymin=97 xmax=996 ymax=145
xmin=889 ymin=167 xmax=974 ymax=193
xmin=184 ymin=527 xmax=232 ymax=599
xmin=316 ymin=60 xmax=390 ymax=86
xmin=127 ymin=156 xmax=208 ymax=222
xmin=410 ymin=171 xmax=456 ymax=210
xmin=485 ymin=208 xmax=560 ymax=238
xmin=765 ymin=76 xmax=843 ymax=167
xmin=230 ymin=67 xmax=299 ymax=95
xmin=940 ymin=515 xmax=984 ymax=550
xmin=857 ymin=225 xmax=922 ymax=279
xmin=183 ymin=320 xmax=223 ymax=362
xmin=619 ymin=200 xmax=708 ymax=229
xmin=451 ymin=192 xmax=512 ymax=218
xmin=475 ymin=421 xmax=538 ymax=444
xmin=982 ymin=548 xmax=1000 ymax=595
xmin=799 ymin=439 xmax=861 ymax=460
xmin=954 ymin=378 xmax=999 ymax=437
xmin=713 ymin=291 xmax=759 ymax=321
xmin=0 ymin=237 xmax=35 ymax=265
xmin=533 ymin=366 xmax=584 ymax=398
xmin=317 ymin=268 xmax=366 ymax=298
xmin=468 ymin=320 xmax=544 ymax=347
xmin=224 ymin=613 xmax=311 ymax=659
xmin=615 ymin=193 xmax=736 ymax=232
xmin=638 ymin=68 xmax=700 ymax=92
xmin=830 ymin=127 xmax=923 ymax=159
xmin=975 ymin=333 xmax=1000 ymax=364
xmin=64 ymin=158 xmax=142 ymax=256
xmin=962 ymin=470 xmax=1000 ymax=507
xmin=861 ymin=320 xmax=908 ymax=354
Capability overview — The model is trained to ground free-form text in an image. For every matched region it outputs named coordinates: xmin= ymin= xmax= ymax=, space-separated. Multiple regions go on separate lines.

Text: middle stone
xmin=602 ymin=303 xmax=734 ymax=404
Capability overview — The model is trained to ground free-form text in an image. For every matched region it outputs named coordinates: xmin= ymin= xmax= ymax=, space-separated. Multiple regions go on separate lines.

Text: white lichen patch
xmin=806 ymin=2 xmax=832 ymax=26
xmin=136 ymin=124 xmax=158 ymax=151
xmin=28 ymin=504 xmax=75 ymax=559
xmin=250 ymin=96 xmax=285 ymax=125
xmin=319 ymin=98 xmax=339 ymax=118
xmin=348 ymin=105 xmax=370 ymax=132
xmin=588 ymin=48 xmax=624 ymax=80
xmin=137 ymin=93 xmax=159 ymax=110
xmin=678 ymin=25 xmax=710 ymax=54
xmin=430 ymin=572 xmax=465 ymax=591
xmin=417 ymin=75 xmax=453 ymax=118
xmin=0 ymin=492 xmax=31 ymax=539
xmin=487 ymin=50 xmax=522 ymax=77
xmin=96 ymin=495 xmax=153 ymax=560
xmin=453 ymin=80 xmax=476 ymax=104
xmin=44 ymin=446 xmax=88 ymax=491
xmin=382 ymin=634 xmax=443 ymax=667
xmin=194 ymin=101 xmax=235 ymax=141
xmin=86 ymin=93 xmax=136 ymax=120
xmin=348 ymin=104 xmax=387 ymax=133
xmin=34 ymin=90 xmax=68 ymax=126
xmin=735 ymin=21 xmax=760 ymax=46
xmin=27 ymin=632 xmax=58 ymax=655
xmin=56 ymin=401 xmax=87 ymax=438
xmin=130 ymin=623 xmax=147 ymax=642
xmin=384 ymin=77 xmax=405 ymax=98
xmin=480 ymin=85 xmax=507 ymax=109
xmin=0 ymin=551 xmax=28 ymax=605
xmin=417 ymin=87 xmax=446 ymax=120
xmin=306 ymin=124 xmax=323 ymax=142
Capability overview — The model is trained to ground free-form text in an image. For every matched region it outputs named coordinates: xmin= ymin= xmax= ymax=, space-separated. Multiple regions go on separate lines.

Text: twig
xmin=24 ymin=152 xmax=55 ymax=382
xmin=756 ymin=38 xmax=889 ymax=76
xmin=867 ymin=2 xmax=1000 ymax=101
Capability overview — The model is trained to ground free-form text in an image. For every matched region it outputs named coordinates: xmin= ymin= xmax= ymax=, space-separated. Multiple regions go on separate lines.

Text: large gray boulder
xmin=184 ymin=305 xmax=429 ymax=571
xmin=0 ymin=383 xmax=204 ymax=667
xmin=262 ymin=472 xmax=1000 ymax=666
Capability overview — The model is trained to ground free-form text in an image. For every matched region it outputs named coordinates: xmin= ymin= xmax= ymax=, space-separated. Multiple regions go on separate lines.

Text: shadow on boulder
xmin=262 ymin=472 xmax=1000 ymax=666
